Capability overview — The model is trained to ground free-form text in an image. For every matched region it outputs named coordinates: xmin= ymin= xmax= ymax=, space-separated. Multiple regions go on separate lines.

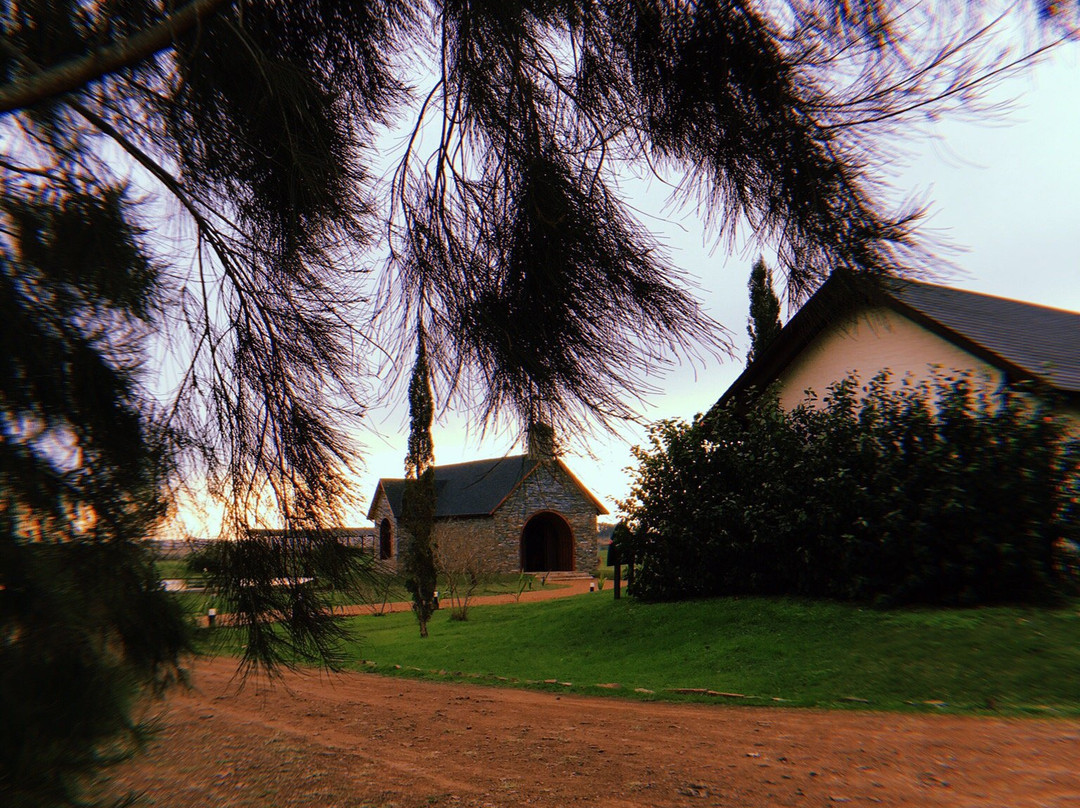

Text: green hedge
xmin=621 ymin=372 xmax=1079 ymax=605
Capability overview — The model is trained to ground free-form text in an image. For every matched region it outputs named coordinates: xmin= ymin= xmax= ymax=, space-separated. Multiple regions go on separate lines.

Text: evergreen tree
xmin=0 ymin=187 xmax=193 ymax=807
xmin=747 ymin=257 xmax=783 ymax=364
xmin=1 ymin=2 xmax=1076 ymax=805
xmin=401 ymin=328 xmax=438 ymax=638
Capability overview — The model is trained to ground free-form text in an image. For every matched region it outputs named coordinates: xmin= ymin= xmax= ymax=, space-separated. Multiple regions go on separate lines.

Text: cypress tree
xmin=401 ymin=328 xmax=438 ymax=637
xmin=747 ymin=258 xmax=783 ymax=365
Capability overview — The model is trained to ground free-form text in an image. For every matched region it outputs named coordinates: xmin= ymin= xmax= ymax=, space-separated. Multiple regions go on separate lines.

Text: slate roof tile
xmin=885 ymin=278 xmax=1080 ymax=394
xmin=367 ymin=455 xmax=607 ymax=521
xmin=371 ymin=455 xmax=533 ymax=519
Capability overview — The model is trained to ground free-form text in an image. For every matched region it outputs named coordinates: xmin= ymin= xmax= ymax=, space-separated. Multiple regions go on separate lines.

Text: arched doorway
xmin=379 ymin=518 xmax=392 ymax=560
xmin=520 ymin=512 xmax=574 ymax=572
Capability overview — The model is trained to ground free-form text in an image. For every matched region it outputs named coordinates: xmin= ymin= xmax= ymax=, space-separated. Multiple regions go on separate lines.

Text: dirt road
xmin=113 ymin=653 xmax=1080 ymax=808
xmin=337 ymin=576 xmax=598 ymax=617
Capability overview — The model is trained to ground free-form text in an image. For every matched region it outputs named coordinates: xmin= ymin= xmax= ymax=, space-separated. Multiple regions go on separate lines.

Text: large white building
xmin=716 ymin=272 xmax=1080 ymax=430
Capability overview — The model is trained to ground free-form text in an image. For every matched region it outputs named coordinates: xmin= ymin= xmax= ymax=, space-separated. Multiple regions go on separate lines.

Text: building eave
xmin=554 ymin=459 xmax=609 ymax=515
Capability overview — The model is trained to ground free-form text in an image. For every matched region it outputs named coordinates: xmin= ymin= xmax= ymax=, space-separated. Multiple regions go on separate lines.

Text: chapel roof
xmin=367 ymin=454 xmax=607 ymax=521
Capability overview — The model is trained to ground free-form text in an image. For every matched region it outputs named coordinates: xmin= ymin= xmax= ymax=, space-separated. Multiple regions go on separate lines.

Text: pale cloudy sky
xmin=169 ymin=33 xmax=1078 ymax=537
xmin=343 ymin=41 xmax=1079 ymax=525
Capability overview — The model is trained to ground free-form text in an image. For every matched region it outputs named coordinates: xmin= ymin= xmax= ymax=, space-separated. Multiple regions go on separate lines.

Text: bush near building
xmin=621 ymin=372 xmax=1079 ymax=606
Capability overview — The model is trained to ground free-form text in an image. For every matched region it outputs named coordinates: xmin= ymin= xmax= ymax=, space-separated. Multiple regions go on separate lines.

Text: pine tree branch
xmin=0 ymin=0 xmax=232 ymax=114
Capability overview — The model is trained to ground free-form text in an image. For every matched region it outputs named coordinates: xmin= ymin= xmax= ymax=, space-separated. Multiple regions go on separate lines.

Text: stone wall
xmin=368 ymin=489 xmax=401 ymax=560
xmin=370 ymin=461 xmax=601 ymax=573
xmin=490 ymin=461 xmax=599 ymax=573
xmin=432 ymin=517 xmax=502 ymax=572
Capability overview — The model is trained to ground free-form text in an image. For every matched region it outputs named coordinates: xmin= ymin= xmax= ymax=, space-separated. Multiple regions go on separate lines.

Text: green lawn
xmin=359 ymin=571 xmax=558 ymax=605
xmin=305 ymin=592 xmax=1080 ymax=716
xmin=170 ymin=571 xmax=556 ymax=617
xmin=154 ymin=558 xmax=194 ymax=580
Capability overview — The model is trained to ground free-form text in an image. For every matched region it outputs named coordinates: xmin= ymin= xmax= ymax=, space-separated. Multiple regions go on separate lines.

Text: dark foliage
xmin=0 ymin=540 xmax=190 ymax=808
xmin=0 ymin=186 xmax=191 ymax=804
xmin=382 ymin=1 xmax=1075 ymax=429
xmin=402 ymin=332 xmax=438 ymax=637
xmin=2 ymin=0 xmax=417 ymax=701
xmin=405 ymin=331 xmax=436 ymax=480
xmin=2 ymin=1 xmax=1076 ymax=805
xmin=401 ymin=467 xmax=439 ymax=638
xmin=747 ymin=257 xmax=782 ymax=364
xmin=191 ymin=532 xmax=371 ymax=676
xmin=621 ymin=373 xmax=1079 ymax=606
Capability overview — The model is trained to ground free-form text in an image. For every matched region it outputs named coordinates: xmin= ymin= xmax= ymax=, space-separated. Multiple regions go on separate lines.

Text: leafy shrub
xmin=621 ymin=372 xmax=1079 ymax=605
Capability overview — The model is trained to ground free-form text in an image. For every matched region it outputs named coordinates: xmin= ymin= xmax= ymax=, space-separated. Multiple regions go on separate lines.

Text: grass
xmin=311 ymin=592 xmax=1080 ymax=716
xmin=358 ymin=571 xmax=557 ymax=606
xmin=154 ymin=558 xmax=195 ymax=580
xmin=170 ymin=571 xmax=557 ymax=618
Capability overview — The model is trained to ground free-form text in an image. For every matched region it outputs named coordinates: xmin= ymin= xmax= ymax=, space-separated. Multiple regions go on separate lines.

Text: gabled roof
xmin=885 ymin=279 xmax=1080 ymax=394
xmin=717 ymin=272 xmax=1080 ymax=409
xmin=366 ymin=454 xmax=607 ymax=521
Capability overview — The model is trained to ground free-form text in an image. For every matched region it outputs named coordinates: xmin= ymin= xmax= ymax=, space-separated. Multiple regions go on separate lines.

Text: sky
xmin=336 ymin=40 xmax=1080 ymax=527
xmin=165 ymin=29 xmax=1079 ymax=538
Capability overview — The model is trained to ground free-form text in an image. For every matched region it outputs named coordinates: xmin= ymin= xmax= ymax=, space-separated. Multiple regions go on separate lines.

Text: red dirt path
xmin=113 ymin=584 xmax=1080 ymax=808
xmin=337 ymin=575 xmax=598 ymax=616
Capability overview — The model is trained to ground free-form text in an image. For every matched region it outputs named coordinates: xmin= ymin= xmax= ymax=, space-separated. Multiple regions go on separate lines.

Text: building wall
xmin=368 ymin=489 xmax=401 ymax=561
xmin=770 ymin=305 xmax=1080 ymax=437
xmin=432 ymin=516 xmax=502 ymax=572
xmin=368 ymin=462 xmax=601 ymax=573
xmin=775 ymin=305 xmax=1003 ymax=410
xmin=491 ymin=461 xmax=599 ymax=573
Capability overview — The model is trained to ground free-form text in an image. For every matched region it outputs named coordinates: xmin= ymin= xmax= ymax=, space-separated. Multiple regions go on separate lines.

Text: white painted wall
xmin=774 ymin=306 xmax=1003 ymax=409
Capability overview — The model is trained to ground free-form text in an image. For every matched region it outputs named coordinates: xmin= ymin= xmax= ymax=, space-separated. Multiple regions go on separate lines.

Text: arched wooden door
xmin=379 ymin=518 xmax=392 ymax=560
xmin=520 ymin=512 xmax=574 ymax=572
